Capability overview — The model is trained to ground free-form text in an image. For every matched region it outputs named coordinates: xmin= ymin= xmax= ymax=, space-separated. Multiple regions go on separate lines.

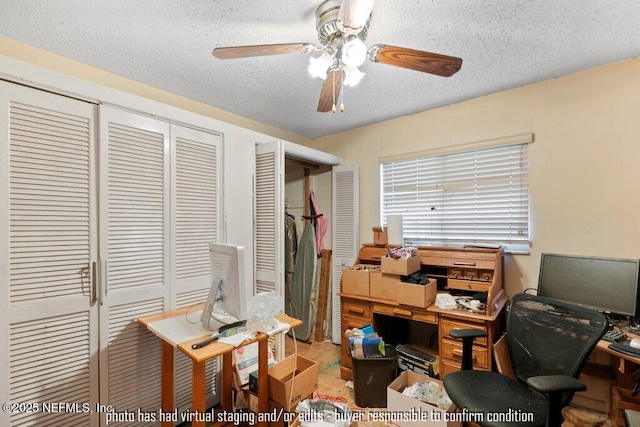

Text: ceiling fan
xmin=212 ymin=0 xmax=463 ymax=113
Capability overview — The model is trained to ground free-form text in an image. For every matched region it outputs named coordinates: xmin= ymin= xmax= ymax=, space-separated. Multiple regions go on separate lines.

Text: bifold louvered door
xmin=254 ymin=141 xmax=284 ymax=358
xmin=331 ymin=164 xmax=359 ymax=344
xmin=170 ymin=125 xmax=222 ymax=414
xmin=0 ymin=81 xmax=99 ymax=426
xmin=254 ymin=141 xmax=284 ymax=296
xmin=98 ymin=107 xmax=171 ymax=426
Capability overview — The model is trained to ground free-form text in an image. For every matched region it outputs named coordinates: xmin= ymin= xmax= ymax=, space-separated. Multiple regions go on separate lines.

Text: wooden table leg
xmin=221 ymin=351 xmax=233 ymax=412
xmin=191 ymin=360 xmax=206 ymax=427
xmin=257 ymin=336 xmax=268 ymax=427
xmin=161 ymin=341 xmax=174 ymax=427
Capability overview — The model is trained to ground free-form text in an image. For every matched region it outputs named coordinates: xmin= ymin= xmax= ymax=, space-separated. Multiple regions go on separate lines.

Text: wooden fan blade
xmin=317 ymin=69 xmax=343 ymax=113
xmin=212 ymin=43 xmax=315 ymax=59
xmin=368 ymin=44 xmax=462 ymax=77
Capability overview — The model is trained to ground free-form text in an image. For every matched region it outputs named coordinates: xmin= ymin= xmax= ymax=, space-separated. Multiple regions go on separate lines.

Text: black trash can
xmin=351 ymin=344 xmax=398 ymax=408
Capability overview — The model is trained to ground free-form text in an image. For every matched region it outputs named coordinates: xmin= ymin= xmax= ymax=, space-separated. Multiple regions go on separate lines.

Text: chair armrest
xmin=449 ymin=329 xmax=488 ymax=340
xmin=449 ymin=329 xmax=488 ymax=370
xmin=526 ymin=375 xmax=586 ymax=394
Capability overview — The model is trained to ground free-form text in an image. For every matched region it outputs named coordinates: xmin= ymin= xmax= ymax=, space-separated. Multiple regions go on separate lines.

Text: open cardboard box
xmin=342 ymin=264 xmax=379 ymax=296
xmin=381 ymin=256 xmax=421 ymax=276
xmin=397 ymin=279 xmax=436 ymax=308
xmin=268 ymin=354 xmax=318 ymax=411
xmin=387 ymin=370 xmax=461 ymax=427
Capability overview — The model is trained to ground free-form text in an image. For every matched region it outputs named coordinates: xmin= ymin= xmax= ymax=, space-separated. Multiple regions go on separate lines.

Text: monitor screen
xmin=201 ymin=243 xmax=248 ymax=330
xmin=538 ymin=253 xmax=640 ymax=317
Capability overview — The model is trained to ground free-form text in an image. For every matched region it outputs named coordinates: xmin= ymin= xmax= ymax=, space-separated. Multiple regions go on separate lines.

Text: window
xmin=381 ymin=142 xmax=530 ymax=252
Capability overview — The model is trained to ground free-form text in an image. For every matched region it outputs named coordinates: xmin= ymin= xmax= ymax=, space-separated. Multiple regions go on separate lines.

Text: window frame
xmin=379 ymin=134 xmax=532 ymax=254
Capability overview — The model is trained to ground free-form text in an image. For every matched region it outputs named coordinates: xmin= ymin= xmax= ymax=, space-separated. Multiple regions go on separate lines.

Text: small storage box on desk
xmin=381 ymin=255 xmax=421 ymax=276
xmin=342 ymin=264 xmax=379 ymax=297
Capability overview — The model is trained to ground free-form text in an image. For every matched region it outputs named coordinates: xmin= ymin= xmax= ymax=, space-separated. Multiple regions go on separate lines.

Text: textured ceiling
xmin=1 ymin=1 xmax=639 ymax=139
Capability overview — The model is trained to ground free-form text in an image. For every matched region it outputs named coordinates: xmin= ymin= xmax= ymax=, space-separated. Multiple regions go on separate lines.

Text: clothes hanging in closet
xmin=284 ymin=212 xmax=297 ymax=314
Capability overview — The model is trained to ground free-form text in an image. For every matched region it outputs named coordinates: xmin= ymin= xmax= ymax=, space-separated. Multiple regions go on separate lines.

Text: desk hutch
xmin=339 ymin=244 xmax=507 ymax=380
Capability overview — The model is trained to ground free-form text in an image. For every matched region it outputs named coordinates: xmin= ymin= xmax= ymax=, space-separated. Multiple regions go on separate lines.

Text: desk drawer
xmin=441 ymin=358 xmax=489 ymax=377
xmin=342 ymin=299 xmax=371 ymax=319
xmin=441 ymin=318 xmax=488 ymax=346
xmin=372 ymin=303 xmax=437 ymax=324
xmin=447 ymin=278 xmax=491 ymax=292
xmin=423 ymin=256 xmax=494 ymax=270
xmin=441 ymin=338 xmax=489 ymax=369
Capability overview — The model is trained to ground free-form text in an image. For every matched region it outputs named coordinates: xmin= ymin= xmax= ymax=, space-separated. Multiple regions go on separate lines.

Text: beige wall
xmin=0 ymin=35 xmax=310 ymax=146
xmin=313 ymin=58 xmax=640 ymax=297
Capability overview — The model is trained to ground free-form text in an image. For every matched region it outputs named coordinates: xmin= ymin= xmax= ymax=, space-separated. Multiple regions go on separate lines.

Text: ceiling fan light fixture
xmin=308 ymin=52 xmax=334 ymax=79
xmin=341 ymin=37 xmax=367 ymax=68
xmin=343 ymin=66 xmax=365 ymax=86
xmin=338 ymin=0 xmax=375 ymax=34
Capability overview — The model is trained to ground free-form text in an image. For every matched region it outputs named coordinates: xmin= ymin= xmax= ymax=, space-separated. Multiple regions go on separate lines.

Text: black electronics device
xmin=603 ymin=330 xmax=627 ymax=343
xmin=538 ymin=253 xmax=640 ymax=317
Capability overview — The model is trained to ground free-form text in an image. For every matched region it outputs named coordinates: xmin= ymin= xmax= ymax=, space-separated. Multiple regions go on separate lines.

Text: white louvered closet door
xmin=98 ymin=106 xmax=171 ymax=425
xmin=254 ymin=141 xmax=285 ymax=358
xmin=0 ymin=81 xmax=99 ymax=426
xmin=254 ymin=141 xmax=284 ymax=296
xmin=170 ymin=124 xmax=222 ymax=414
xmin=331 ymin=164 xmax=359 ymax=344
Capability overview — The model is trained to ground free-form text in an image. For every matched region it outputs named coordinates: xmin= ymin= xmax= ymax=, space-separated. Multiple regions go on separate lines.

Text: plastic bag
xmin=246 ymin=291 xmax=284 ymax=331
xmin=296 ymin=398 xmax=352 ymax=427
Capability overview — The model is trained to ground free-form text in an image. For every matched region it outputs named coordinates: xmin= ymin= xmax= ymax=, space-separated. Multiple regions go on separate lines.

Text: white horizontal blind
xmin=381 ymin=143 xmax=529 ymax=248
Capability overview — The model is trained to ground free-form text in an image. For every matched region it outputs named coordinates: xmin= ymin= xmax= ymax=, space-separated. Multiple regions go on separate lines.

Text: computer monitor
xmin=537 ymin=253 xmax=640 ymax=317
xmin=200 ymin=243 xmax=248 ymax=330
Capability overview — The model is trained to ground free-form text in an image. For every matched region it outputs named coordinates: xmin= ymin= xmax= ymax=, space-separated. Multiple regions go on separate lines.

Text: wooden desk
xmin=340 ymin=244 xmax=506 ymax=380
xmin=138 ymin=307 xmax=302 ymax=427
xmin=340 ymin=292 xmax=507 ymax=380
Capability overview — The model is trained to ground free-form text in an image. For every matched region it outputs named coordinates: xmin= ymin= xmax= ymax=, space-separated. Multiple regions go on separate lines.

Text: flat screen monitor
xmin=538 ymin=253 xmax=640 ymax=317
xmin=200 ymin=243 xmax=248 ymax=330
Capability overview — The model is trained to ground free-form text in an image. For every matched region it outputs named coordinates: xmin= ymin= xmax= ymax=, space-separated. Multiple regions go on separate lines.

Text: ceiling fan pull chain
xmin=340 ymin=82 xmax=345 ymax=112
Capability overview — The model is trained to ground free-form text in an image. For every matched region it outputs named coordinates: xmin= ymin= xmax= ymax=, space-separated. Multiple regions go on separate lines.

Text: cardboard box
xmin=246 ymin=392 xmax=303 ymax=427
xmin=342 ymin=264 xmax=378 ymax=296
xmin=370 ymin=272 xmax=401 ymax=301
xmin=397 ymin=279 xmax=436 ymax=308
xmin=267 ymin=355 xmax=318 ymax=411
xmin=387 ymin=371 xmax=461 ymax=427
xmin=381 ymin=256 xmax=421 ymax=276
xmin=373 ymin=226 xmax=388 ymax=246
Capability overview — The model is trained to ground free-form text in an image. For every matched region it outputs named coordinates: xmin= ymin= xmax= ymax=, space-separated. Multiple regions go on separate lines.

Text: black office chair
xmin=443 ymin=293 xmax=608 ymax=427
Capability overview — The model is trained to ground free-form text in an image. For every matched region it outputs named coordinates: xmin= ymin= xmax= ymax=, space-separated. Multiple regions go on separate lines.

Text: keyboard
xmin=396 ymin=344 xmax=436 ymax=363
xmin=603 ymin=330 xmax=627 ymax=343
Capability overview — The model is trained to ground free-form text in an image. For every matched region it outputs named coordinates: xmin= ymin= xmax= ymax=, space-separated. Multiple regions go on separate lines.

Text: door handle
xmin=91 ymin=261 xmax=97 ymax=306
